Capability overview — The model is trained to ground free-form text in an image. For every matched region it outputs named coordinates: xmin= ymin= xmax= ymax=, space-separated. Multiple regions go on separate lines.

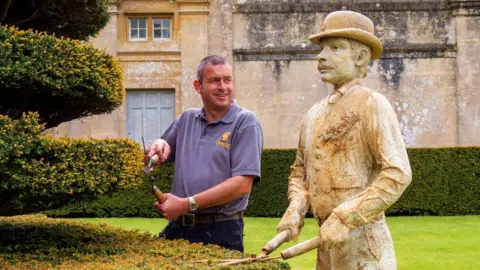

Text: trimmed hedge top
xmin=0 ymin=214 xmax=289 ymax=269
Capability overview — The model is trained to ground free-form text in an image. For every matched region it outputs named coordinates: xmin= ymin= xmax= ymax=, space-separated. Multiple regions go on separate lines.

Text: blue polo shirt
xmin=161 ymin=100 xmax=263 ymax=216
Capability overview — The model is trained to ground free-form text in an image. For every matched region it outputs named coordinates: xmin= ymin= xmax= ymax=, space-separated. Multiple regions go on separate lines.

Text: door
xmin=126 ymin=89 xmax=175 ymax=146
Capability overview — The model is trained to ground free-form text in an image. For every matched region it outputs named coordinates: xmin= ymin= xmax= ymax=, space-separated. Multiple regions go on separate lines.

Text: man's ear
xmin=193 ymin=80 xmax=201 ymax=93
xmin=355 ymin=49 xmax=368 ymax=67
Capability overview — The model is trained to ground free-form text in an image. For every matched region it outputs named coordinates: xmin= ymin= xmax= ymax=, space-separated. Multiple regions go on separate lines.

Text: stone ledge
xmin=448 ymin=0 xmax=480 ymax=9
xmin=178 ymin=10 xmax=209 ymax=15
xmin=233 ymin=44 xmax=457 ymax=61
xmin=233 ymin=1 xmax=449 ymax=14
xmin=449 ymin=0 xmax=480 ymax=16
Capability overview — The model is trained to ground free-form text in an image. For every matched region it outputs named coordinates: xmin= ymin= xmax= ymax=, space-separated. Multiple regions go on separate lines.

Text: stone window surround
xmin=127 ymin=14 xmax=173 ymax=42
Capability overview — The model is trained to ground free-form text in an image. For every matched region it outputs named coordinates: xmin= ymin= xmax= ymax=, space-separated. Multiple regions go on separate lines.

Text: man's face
xmin=194 ymin=63 xmax=234 ymax=112
xmin=316 ymin=37 xmax=357 ymax=87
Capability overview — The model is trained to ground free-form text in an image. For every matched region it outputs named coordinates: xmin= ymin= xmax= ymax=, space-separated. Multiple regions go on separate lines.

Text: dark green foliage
xmin=388 ymin=147 xmax=480 ymax=216
xmin=44 ymin=164 xmax=175 ymax=218
xmin=0 ymin=214 xmax=289 ymax=269
xmin=0 ymin=0 xmax=110 ymax=40
xmin=0 ymin=113 xmax=144 ymax=216
xmin=0 ymin=25 xmax=124 ymax=128
xmin=245 ymin=149 xmax=294 ymax=217
xmin=46 ymin=148 xmax=480 ymax=217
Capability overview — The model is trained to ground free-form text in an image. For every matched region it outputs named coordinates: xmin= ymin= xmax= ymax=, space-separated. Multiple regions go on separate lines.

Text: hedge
xmin=0 ymin=112 xmax=144 ymax=215
xmin=0 ymin=25 xmax=124 ymax=128
xmin=0 ymin=214 xmax=289 ymax=269
xmin=43 ymin=163 xmax=175 ymax=218
xmin=45 ymin=147 xmax=480 ymax=218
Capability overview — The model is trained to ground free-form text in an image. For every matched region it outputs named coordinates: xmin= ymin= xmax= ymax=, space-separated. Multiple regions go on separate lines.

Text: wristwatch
xmin=188 ymin=196 xmax=198 ymax=212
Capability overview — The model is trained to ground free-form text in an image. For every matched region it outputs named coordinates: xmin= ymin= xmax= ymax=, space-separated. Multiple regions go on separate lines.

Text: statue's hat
xmin=309 ymin=10 xmax=383 ymax=60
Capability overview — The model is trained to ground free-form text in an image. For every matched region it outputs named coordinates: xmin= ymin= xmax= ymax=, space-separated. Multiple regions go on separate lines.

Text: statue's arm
xmin=277 ymin=119 xmax=310 ymax=240
xmin=333 ymin=94 xmax=412 ymax=230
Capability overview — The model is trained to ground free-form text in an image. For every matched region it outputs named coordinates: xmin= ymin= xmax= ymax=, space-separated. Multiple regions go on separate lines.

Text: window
xmin=153 ymin=18 xmax=171 ymax=40
xmin=128 ymin=16 xmax=173 ymax=42
xmin=129 ymin=18 xmax=147 ymax=40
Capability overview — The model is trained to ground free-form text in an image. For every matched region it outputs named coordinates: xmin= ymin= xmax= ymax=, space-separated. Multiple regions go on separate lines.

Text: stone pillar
xmin=90 ymin=1 xmax=120 ymax=56
xmin=49 ymin=1 xmax=124 ymax=138
xmin=450 ymin=0 xmax=480 ymax=145
xmin=176 ymin=0 xmax=210 ymax=111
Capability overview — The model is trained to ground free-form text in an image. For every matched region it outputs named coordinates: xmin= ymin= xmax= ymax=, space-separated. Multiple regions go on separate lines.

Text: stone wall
xmin=219 ymin=0 xmax=479 ymax=148
xmin=51 ymin=0 xmax=480 ymax=148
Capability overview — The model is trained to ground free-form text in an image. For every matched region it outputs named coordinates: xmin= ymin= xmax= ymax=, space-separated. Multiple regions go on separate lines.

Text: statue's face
xmin=316 ymin=37 xmax=357 ymax=87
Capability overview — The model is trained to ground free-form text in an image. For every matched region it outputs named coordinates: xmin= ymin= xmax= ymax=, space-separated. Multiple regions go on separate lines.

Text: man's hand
xmin=319 ymin=212 xmax=351 ymax=251
xmin=146 ymin=139 xmax=171 ymax=165
xmin=153 ymin=193 xmax=189 ymax=221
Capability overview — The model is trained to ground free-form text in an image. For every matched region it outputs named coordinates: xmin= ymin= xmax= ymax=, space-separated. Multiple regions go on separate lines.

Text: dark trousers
xmin=159 ymin=219 xmax=244 ymax=252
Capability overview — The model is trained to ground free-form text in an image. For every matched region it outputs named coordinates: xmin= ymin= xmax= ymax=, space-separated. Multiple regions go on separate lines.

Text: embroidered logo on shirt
xmin=221 ymin=132 xmax=231 ymax=142
xmin=217 ymin=132 xmax=231 ymax=149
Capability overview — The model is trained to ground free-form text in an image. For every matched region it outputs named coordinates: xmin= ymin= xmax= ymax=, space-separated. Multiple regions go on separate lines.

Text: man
xmin=276 ymin=11 xmax=412 ymax=269
xmin=147 ymin=55 xmax=263 ymax=252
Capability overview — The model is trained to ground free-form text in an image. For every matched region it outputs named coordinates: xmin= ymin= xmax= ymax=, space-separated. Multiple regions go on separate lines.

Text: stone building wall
xmin=51 ymin=0 xmax=480 ymax=149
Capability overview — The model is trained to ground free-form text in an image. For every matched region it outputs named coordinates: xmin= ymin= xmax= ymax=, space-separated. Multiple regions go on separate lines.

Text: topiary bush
xmin=0 ymin=214 xmax=290 ymax=269
xmin=43 ymin=163 xmax=175 ymax=218
xmin=0 ymin=25 xmax=124 ymax=128
xmin=0 ymin=112 xmax=144 ymax=215
xmin=1 ymin=0 xmax=110 ymax=40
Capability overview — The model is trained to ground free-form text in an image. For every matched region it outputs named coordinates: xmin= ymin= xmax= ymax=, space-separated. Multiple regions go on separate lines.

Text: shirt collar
xmin=328 ymin=79 xmax=364 ymax=104
xmin=195 ymin=100 xmax=241 ymax=123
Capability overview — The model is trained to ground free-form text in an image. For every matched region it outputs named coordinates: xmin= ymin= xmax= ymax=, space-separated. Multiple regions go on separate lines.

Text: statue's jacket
xmin=285 ymin=79 xmax=412 ymax=269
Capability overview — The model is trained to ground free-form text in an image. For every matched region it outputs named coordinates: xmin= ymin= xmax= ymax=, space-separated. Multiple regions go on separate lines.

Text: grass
xmin=73 ymin=216 xmax=480 ymax=270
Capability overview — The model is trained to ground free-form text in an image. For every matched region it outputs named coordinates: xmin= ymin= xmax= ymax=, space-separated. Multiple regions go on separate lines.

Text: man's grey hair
xmin=196 ymin=55 xmax=229 ymax=82
xmin=348 ymin=39 xmax=372 ymax=78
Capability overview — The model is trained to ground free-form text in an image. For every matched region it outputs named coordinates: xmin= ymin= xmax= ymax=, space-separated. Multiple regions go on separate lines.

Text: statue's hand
xmin=319 ymin=212 xmax=351 ymax=251
xmin=277 ymin=207 xmax=304 ymax=241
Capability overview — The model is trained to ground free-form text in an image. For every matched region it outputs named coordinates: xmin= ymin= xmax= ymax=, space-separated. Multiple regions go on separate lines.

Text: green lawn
xmin=74 ymin=216 xmax=480 ymax=270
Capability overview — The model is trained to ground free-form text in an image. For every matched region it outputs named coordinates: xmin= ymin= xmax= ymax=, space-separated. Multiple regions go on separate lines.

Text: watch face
xmin=189 ymin=197 xmax=198 ymax=211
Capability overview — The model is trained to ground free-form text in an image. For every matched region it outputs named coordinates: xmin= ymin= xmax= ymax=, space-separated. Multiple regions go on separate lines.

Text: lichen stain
xmin=378 ymin=59 xmax=405 ymax=90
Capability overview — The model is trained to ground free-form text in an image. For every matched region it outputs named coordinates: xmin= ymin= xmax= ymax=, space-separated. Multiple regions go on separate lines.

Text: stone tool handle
xmin=280 ymin=236 xmax=321 ymax=260
xmin=261 ymin=230 xmax=292 ymax=255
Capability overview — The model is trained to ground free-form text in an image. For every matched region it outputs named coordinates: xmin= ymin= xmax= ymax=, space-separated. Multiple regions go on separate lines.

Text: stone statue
xmin=275 ymin=10 xmax=412 ymax=269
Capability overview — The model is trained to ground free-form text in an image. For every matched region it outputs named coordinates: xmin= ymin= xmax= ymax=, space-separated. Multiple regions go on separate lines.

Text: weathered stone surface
xmin=49 ymin=0 xmax=480 ymax=148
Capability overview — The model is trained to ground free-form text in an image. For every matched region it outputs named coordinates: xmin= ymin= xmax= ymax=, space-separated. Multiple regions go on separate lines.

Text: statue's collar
xmin=329 ymin=79 xmax=364 ymax=104
xmin=336 ymin=78 xmax=364 ymax=95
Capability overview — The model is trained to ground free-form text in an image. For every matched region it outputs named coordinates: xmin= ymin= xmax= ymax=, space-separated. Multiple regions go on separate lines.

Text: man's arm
xmin=332 ymin=93 xmax=412 ymax=230
xmin=193 ymin=175 xmax=254 ymax=208
xmin=155 ymin=176 xmax=254 ymax=220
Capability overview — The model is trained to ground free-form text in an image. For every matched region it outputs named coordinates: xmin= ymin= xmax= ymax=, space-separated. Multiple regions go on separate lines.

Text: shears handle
xmin=153 ymin=185 xmax=167 ymax=203
xmin=148 ymin=154 xmax=160 ymax=167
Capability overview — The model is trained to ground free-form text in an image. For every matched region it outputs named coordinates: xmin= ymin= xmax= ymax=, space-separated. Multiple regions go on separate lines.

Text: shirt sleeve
xmin=333 ymin=94 xmax=412 ymax=229
xmin=230 ymin=115 xmax=263 ymax=180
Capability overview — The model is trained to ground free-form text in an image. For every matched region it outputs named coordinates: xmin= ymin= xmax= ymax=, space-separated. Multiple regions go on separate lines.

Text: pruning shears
xmin=142 ymin=137 xmax=166 ymax=204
